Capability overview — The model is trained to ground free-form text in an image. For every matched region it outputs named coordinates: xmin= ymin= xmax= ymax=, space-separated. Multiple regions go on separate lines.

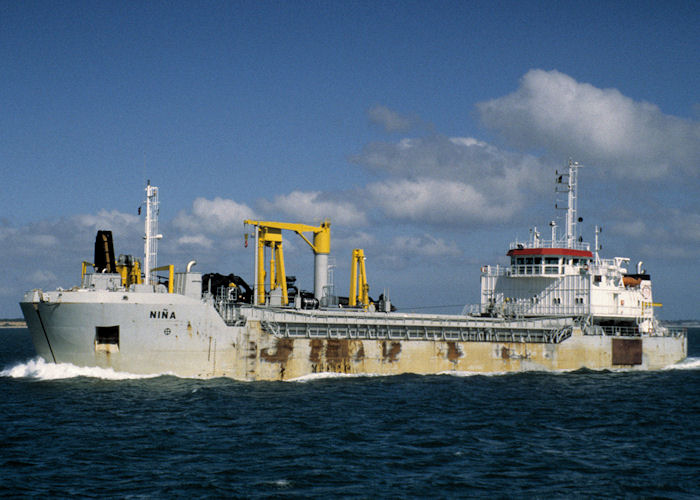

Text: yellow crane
xmin=349 ymin=248 xmax=370 ymax=308
xmin=243 ymin=219 xmax=331 ymax=305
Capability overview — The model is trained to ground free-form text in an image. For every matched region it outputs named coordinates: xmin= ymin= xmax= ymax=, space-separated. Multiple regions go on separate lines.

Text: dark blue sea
xmin=1 ymin=327 xmax=698 ymax=498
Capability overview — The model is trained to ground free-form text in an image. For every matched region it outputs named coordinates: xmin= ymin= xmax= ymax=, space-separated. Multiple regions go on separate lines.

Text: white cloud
xmin=354 ymin=134 xmax=545 ymax=186
xmin=367 ymin=178 xmax=514 ymax=224
xmin=259 ymin=191 xmax=367 ymax=227
xmin=612 ymin=220 xmax=647 ymax=239
xmin=368 ymin=105 xmax=413 ymax=132
xmin=353 ymin=135 xmax=547 ymax=225
xmin=75 ymin=209 xmax=141 ymax=231
xmin=608 ymin=207 xmax=700 ymax=261
xmin=656 ymin=210 xmax=700 ymax=244
xmin=680 ymin=212 xmax=700 ymax=243
xmin=356 ymin=135 xmax=487 ymax=178
xmin=477 ymin=69 xmax=700 ymax=179
xmin=176 ymin=235 xmax=213 ymax=249
xmin=26 ymin=234 xmax=59 ymax=247
xmin=174 ymin=197 xmax=256 ymax=235
xmin=331 ymin=230 xmax=377 ymax=251
xmin=29 ymin=270 xmax=57 ymax=283
xmin=392 ymin=234 xmax=461 ymax=257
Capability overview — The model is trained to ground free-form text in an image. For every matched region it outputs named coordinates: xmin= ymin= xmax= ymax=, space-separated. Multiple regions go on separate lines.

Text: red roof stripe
xmin=507 ymin=248 xmax=594 ymax=258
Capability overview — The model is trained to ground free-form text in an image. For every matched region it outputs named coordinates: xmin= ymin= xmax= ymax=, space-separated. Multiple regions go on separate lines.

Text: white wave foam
xmin=289 ymin=370 xmax=518 ymax=382
xmin=0 ymin=357 xmax=162 ymax=380
xmin=317 ymin=364 xmax=700 ymax=378
xmin=288 ymin=371 xmax=385 ymax=383
xmin=663 ymin=357 xmax=700 ymax=371
xmin=436 ymin=370 xmax=511 ymax=377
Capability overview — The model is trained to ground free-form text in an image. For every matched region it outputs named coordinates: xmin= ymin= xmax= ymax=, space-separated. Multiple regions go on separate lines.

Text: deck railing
xmin=509 ymin=239 xmax=591 ymax=251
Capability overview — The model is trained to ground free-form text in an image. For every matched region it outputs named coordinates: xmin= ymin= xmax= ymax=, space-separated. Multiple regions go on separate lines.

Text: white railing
xmin=479 ymin=300 xmax=654 ymax=319
xmin=481 ymin=265 xmax=575 ymax=277
xmin=509 ymin=239 xmax=590 ymax=252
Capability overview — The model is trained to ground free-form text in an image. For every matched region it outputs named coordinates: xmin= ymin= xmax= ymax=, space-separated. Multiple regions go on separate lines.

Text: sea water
xmin=1 ymin=327 xmax=698 ymax=498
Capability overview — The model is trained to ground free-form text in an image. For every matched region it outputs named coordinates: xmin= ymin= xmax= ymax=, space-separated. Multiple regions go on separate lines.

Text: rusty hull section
xmin=207 ymin=323 xmax=687 ymax=380
xmin=243 ymin=335 xmax=545 ymax=380
xmin=611 ymin=338 xmax=642 ymax=365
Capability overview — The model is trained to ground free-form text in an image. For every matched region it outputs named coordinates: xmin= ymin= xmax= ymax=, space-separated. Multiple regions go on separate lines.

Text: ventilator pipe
xmin=187 ymin=260 xmax=197 ymax=272
xmin=314 ymin=253 xmax=328 ymax=301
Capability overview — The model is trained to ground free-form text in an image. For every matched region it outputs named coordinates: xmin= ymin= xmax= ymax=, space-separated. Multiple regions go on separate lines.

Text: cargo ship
xmin=20 ymin=161 xmax=687 ymax=379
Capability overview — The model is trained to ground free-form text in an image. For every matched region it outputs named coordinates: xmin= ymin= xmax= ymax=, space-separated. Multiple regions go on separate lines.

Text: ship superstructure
xmin=20 ymin=161 xmax=686 ymax=379
xmin=480 ymin=160 xmax=657 ymax=335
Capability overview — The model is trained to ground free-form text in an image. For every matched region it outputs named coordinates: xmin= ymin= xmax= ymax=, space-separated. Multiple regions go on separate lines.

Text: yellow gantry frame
xmin=244 ymin=219 xmax=331 ymax=305
xmin=118 ymin=260 xmax=143 ymax=288
xmin=81 ymin=260 xmax=143 ymax=288
xmin=349 ymin=248 xmax=370 ymax=308
xmin=152 ymin=265 xmax=174 ymax=293
xmin=81 ymin=261 xmax=95 ymax=285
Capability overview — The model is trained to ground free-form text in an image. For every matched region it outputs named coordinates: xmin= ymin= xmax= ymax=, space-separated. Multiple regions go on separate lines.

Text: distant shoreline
xmin=663 ymin=321 xmax=700 ymax=328
xmin=0 ymin=320 xmax=26 ymax=329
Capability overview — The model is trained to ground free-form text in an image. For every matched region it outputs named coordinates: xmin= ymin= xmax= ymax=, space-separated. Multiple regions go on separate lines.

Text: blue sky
xmin=1 ymin=1 xmax=698 ymax=318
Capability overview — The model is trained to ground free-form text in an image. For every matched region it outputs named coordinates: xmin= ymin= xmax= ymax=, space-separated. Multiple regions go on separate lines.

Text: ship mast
xmin=555 ymin=159 xmax=581 ymax=249
xmin=143 ymin=181 xmax=162 ymax=286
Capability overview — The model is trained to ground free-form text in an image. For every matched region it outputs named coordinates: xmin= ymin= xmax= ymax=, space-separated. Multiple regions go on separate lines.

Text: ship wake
xmin=289 ymin=370 xmax=517 ymax=382
xmin=0 ymin=357 xmax=163 ymax=381
xmin=662 ymin=357 xmax=700 ymax=371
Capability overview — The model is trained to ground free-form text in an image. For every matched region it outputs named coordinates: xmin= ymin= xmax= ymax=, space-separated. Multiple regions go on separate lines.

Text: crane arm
xmin=243 ymin=219 xmax=332 ymax=305
xmin=244 ymin=219 xmax=330 ymax=253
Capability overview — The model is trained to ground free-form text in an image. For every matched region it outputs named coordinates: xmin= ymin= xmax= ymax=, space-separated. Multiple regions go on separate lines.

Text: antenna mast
xmin=143 ymin=181 xmax=162 ymax=286
xmin=555 ymin=159 xmax=581 ymax=248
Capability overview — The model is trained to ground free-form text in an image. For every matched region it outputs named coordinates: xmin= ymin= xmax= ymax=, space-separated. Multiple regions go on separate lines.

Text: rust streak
xmin=447 ymin=341 xmax=462 ymax=362
xmin=381 ymin=341 xmax=401 ymax=362
xmin=354 ymin=343 xmax=365 ymax=361
xmin=260 ymin=338 xmax=293 ymax=363
xmin=309 ymin=339 xmax=323 ymax=364
xmin=325 ymin=339 xmax=350 ymax=362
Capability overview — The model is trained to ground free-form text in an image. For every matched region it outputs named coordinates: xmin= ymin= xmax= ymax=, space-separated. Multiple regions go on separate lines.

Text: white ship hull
xmin=20 ymin=289 xmax=687 ymax=380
